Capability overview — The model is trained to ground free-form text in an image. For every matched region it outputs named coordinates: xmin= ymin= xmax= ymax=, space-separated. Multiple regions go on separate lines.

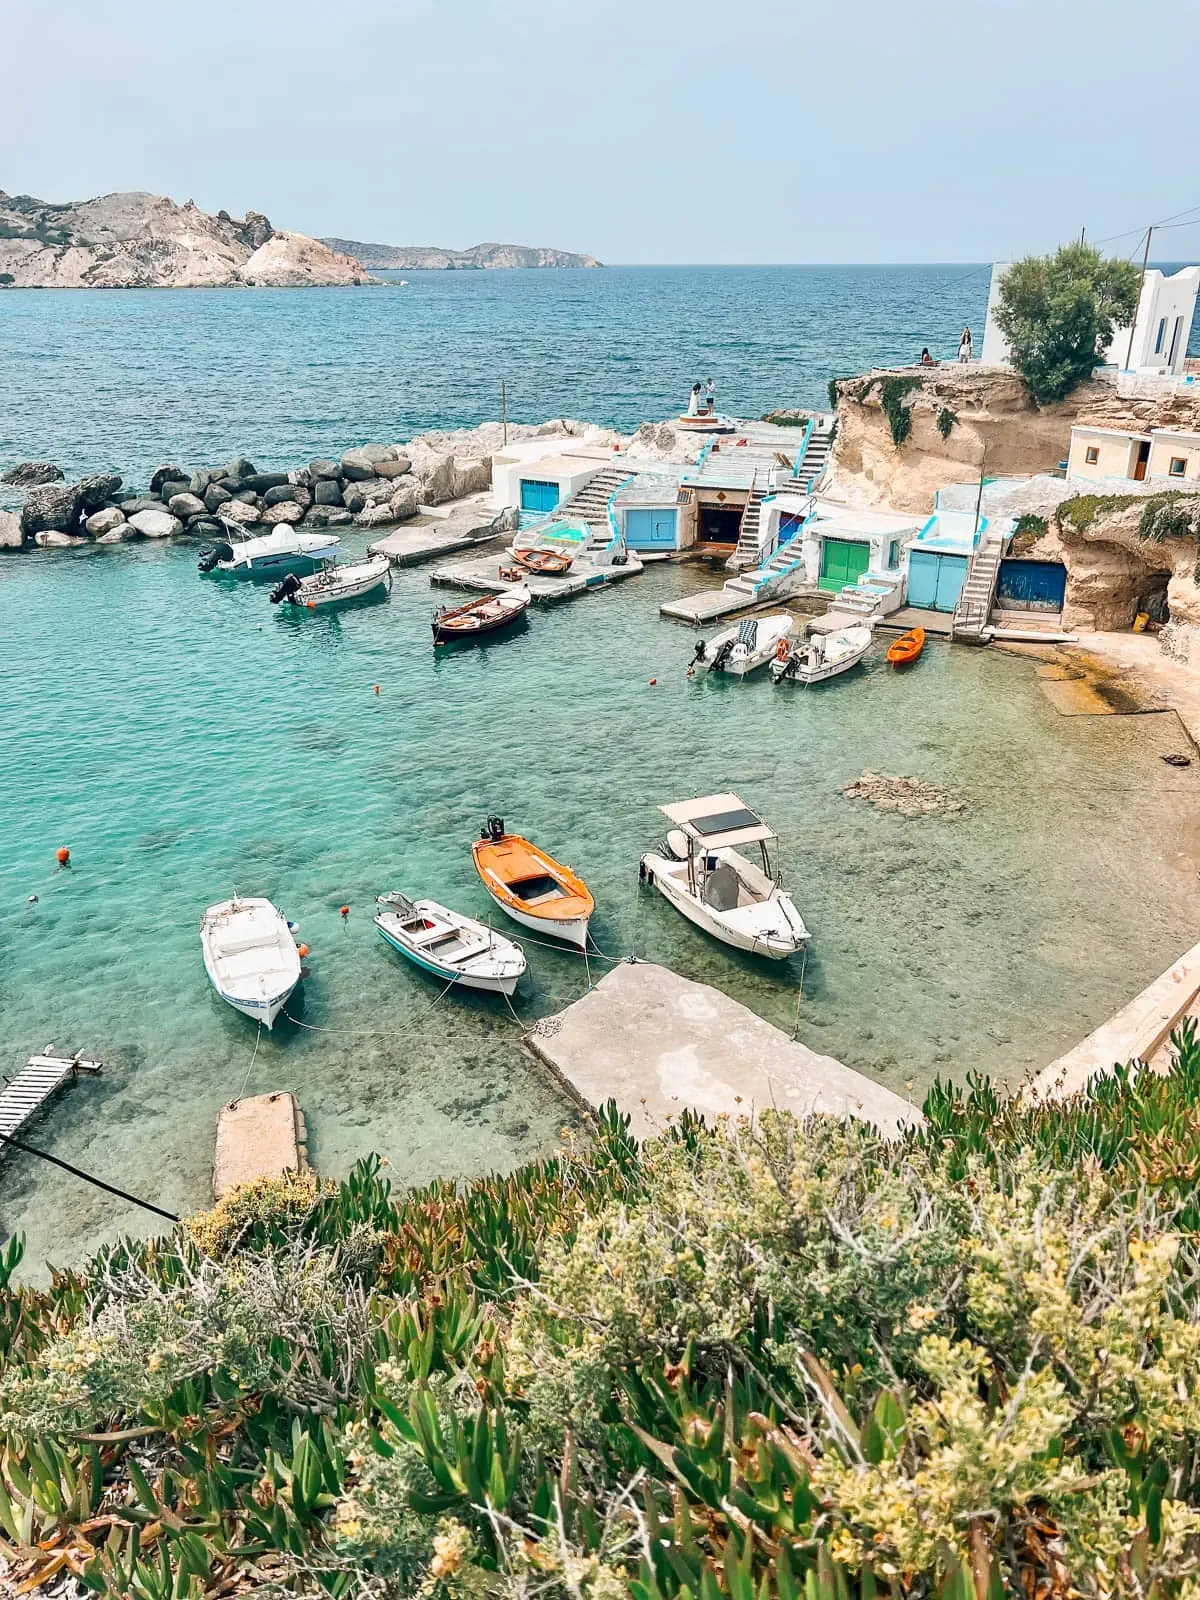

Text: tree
xmin=994 ymin=243 xmax=1139 ymax=405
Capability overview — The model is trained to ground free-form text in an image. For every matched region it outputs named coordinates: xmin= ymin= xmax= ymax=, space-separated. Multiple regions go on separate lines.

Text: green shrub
xmin=1013 ymin=512 xmax=1048 ymax=537
xmin=879 ymin=375 xmax=921 ymax=446
xmin=994 ymin=243 xmax=1139 ymax=404
xmin=936 ymin=406 xmax=958 ymax=439
xmin=1139 ymin=493 xmax=1195 ymax=541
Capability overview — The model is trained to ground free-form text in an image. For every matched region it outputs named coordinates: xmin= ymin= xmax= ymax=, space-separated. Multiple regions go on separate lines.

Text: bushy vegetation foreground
xmin=5 ymin=1030 xmax=1200 ymax=1597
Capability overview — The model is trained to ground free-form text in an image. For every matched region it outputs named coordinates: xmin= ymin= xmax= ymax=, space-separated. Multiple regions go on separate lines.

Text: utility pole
xmin=973 ymin=441 xmax=987 ymax=544
xmin=500 ymin=379 xmax=508 ymax=447
xmin=1125 ymin=227 xmax=1152 ymax=371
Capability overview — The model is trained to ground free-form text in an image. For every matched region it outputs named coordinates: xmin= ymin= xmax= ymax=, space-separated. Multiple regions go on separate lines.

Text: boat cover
xmin=658 ymin=792 xmax=776 ymax=848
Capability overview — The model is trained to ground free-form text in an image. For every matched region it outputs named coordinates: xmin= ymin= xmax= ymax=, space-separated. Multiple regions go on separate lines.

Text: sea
xmin=1 ymin=265 xmax=1198 ymax=1275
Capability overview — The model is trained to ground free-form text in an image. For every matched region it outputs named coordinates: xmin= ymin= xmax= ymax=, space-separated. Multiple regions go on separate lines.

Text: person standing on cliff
xmin=687 ymin=383 xmax=702 ymax=416
xmin=704 ymin=377 xmax=716 ymax=414
xmin=959 ymin=326 xmax=973 ymax=363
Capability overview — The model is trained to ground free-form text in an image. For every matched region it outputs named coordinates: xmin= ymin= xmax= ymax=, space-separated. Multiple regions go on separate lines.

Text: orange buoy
xmin=306 ymin=600 xmax=316 ymax=611
xmin=297 ymin=943 xmax=310 ymax=958
xmin=56 ymin=847 xmax=70 ymax=866
xmin=340 ymin=904 xmax=350 ymax=919
xmin=373 ymin=684 xmax=380 ymax=694
xmin=649 ymin=678 xmax=657 ymax=685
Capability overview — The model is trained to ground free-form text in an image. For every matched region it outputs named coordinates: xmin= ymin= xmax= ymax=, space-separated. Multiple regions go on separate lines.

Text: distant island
xmin=0 ymin=190 xmax=380 ymax=289
xmin=321 ymin=237 xmax=603 ymax=270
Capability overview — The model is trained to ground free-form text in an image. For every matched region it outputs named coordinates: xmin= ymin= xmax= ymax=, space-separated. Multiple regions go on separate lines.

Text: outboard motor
xmin=197 ymin=541 xmax=233 ymax=574
xmin=270 ymin=572 xmax=304 ymax=606
xmin=484 ymin=815 xmax=506 ymax=843
xmin=711 ymin=637 xmax=734 ymax=673
xmin=692 ymin=639 xmax=707 ymax=664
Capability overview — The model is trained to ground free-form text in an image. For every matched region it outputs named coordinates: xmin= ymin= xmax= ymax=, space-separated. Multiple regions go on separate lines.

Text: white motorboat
xmin=200 ymin=896 xmax=302 ymax=1028
xmin=198 ymin=524 xmax=342 ymax=577
xmin=639 ymin=792 xmax=810 ymax=959
xmin=271 ymin=555 xmax=393 ymax=609
xmin=374 ymin=892 xmax=526 ymax=995
xmin=691 ymin=613 xmax=795 ymax=676
xmin=771 ymin=622 xmax=874 ymax=685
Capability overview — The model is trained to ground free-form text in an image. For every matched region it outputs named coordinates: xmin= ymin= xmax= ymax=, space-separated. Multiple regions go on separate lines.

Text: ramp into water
xmin=0 ymin=1048 xmax=102 ymax=1154
xmin=213 ymin=1090 xmax=309 ymax=1200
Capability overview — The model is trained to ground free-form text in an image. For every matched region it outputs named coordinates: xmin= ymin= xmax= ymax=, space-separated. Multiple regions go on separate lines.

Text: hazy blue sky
xmin=6 ymin=0 xmax=1199 ymax=263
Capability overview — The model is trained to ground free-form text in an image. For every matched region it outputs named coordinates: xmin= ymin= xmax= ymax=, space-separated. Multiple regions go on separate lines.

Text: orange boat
xmin=886 ymin=627 xmax=926 ymax=667
xmin=472 ymin=817 xmax=594 ymax=949
xmin=513 ymin=548 xmax=573 ymax=576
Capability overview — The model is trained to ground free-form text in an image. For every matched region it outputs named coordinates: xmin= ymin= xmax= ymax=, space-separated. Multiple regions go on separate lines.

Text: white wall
xmin=491 ymin=445 xmax=609 ymax=513
xmin=981 ymin=263 xmax=1010 ymax=365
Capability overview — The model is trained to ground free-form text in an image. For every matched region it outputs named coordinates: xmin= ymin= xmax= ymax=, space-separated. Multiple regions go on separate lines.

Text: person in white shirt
xmin=687 ymin=383 xmax=702 ymax=416
xmin=959 ymin=327 xmax=973 ymax=363
xmin=704 ymin=378 xmax=716 ymax=414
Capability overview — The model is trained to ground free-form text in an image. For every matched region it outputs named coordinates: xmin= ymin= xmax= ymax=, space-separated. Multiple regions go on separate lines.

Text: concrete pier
xmin=525 ymin=961 xmax=919 ymax=1139
xmin=212 ymin=1090 xmax=308 ymax=1200
xmin=368 ymin=496 xmax=505 ymax=567
xmin=431 ymin=548 xmax=643 ymax=605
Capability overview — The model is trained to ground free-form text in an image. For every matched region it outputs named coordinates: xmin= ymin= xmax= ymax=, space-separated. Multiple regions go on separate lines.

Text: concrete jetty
xmin=369 ymin=495 xmax=503 ymax=567
xmin=525 ymin=961 xmax=918 ymax=1139
xmin=212 ymin=1090 xmax=308 ymax=1200
xmin=431 ymin=547 xmax=644 ymax=605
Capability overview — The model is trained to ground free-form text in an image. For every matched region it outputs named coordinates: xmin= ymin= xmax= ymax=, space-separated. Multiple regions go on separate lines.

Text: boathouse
xmin=490 ymin=436 xmax=623 ymax=519
xmin=1066 ymin=423 xmax=1200 ymax=486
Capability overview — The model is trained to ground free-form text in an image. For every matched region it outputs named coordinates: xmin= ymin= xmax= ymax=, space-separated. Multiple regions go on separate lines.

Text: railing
xmin=790 ymin=418 xmax=815 ymax=479
xmin=602 ymin=475 xmax=636 ymax=563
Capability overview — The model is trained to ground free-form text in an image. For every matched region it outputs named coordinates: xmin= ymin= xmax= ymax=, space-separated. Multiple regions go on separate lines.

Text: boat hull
xmin=200 ymin=896 xmax=302 ymax=1030
xmin=374 ymin=920 xmax=522 ymax=995
xmin=481 ymin=892 xmax=590 ymax=950
xmin=284 ymin=559 xmax=392 ymax=609
xmin=204 ymin=975 xmax=297 ymax=1029
xmin=640 ymin=851 xmax=808 ymax=959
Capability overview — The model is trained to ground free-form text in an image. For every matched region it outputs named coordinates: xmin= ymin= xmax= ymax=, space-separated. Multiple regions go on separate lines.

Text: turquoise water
xmin=2 ymin=537 xmax=1199 ymax=1273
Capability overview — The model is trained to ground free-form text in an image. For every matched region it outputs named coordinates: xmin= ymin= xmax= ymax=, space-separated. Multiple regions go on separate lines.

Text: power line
xmin=0 ymin=1131 xmax=180 ymax=1223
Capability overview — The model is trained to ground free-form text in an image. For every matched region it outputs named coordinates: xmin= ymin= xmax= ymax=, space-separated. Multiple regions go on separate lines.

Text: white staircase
xmin=556 ymin=467 xmax=632 ymax=549
xmin=793 ymin=422 xmax=835 ymax=490
xmin=726 ymin=475 xmax=770 ymax=570
xmin=725 ymin=539 xmax=807 ymax=599
xmin=952 ymin=530 xmax=1004 ymax=642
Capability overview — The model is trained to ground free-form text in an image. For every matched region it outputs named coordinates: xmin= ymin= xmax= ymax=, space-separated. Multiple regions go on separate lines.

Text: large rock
xmin=341 ymin=483 xmax=368 ymax=513
xmin=34 ymin=529 xmax=87 ymax=547
xmin=388 ymin=483 xmax=420 ymax=521
xmin=354 ymin=503 xmax=398 ymax=529
xmin=95 ymin=526 xmax=129 ymax=544
xmin=309 ymin=458 xmax=342 ymax=480
xmin=401 ymin=441 xmax=490 ymax=505
xmin=313 ymin=478 xmax=343 ymax=507
xmin=1 ymin=461 xmax=63 ymax=488
xmin=263 ymin=484 xmax=299 ymax=507
xmin=168 ymin=492 xmax=206 ymax=519
xmin=342 ymin=444 xmax=398 ymax=480
xmin=243 ymin=472 xmax=290 ymax=493
xmin=149 ymin=463 xmax=186 ymax=494
xmin=374 ymin=455 xmax=413 ymax=479
xmin=204 ymin=483 xmax=233 ymax=513
xmin=219 ymin=498 xmax=260 ymax=525
xmin=85 ymin=506 xmax=125 ymax=536
xmin=78 ymin=472 xmax=122 ymax=511
xmin=262 ymin=500 xmax=304 ymax=525
xmin=0 ymin=509 xmax=25 ymax=548
xmin=235 ymin=231 xmax=378 ymax=288
xmin=158 ymin=479 xmax=191 ymax=504
xmin=226 ymin=456 xmax=257 ymax=479
xmin=121 ymin=496 xmax=163 ymax=514
xmin=324 ymin=508 xmax=353 ymax=527
xmin=190 ymin=469 xmax=212 ymax=496
xmin=21 ymin=481 xmax=83 ymax=535
xmin=289 ymin=467 xmax=313 ymax=490
xmin=128 ymin=508 xmax=183 ymax=539
xmin=187 ymin=518 xmax=223 ymax=541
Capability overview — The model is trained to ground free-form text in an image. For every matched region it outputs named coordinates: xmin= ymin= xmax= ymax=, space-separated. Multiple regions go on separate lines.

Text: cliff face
xmin=321 ymin=237 xmax=602 ymax=269
xmin=0 ymin=191 xmax=377 ymax=288
xmin=829 ymin=366 xmax=1200 ymax=514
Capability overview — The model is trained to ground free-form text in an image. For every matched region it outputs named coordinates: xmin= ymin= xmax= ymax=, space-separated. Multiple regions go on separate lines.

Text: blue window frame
xmin=1155 ymin=317 xmax=1167 ymax=355
xmin=520 ymin=479 xmax=559 ymax=513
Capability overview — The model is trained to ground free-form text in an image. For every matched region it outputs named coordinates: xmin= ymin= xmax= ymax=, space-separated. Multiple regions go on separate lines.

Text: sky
xmin=5 ymin=0 xmax=1200 ymax=265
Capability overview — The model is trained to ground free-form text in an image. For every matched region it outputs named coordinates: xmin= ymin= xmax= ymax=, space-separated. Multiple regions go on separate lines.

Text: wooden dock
xmin=0 ymin=1047 xmax=102 ymax=1152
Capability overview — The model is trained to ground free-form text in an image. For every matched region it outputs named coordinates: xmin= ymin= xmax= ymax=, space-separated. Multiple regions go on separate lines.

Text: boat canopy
xmin=658 ymin=792 xmax=776 ymax=849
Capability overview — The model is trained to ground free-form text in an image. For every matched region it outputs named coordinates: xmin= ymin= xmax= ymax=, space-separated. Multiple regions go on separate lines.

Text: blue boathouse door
xmin=520 ymin=479 xmax=559 ymax=514
xmin=907 ymin=551 xmax=968 ymax=612
xmin=624 ymin=507 xmax=677 ymax=550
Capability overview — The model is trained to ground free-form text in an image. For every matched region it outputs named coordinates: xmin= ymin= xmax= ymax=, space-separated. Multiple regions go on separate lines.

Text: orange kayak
xmin=886 ymin=627 xmax=925 ymax=666
xmin=472 ymin=821 xmax=594 ymax=949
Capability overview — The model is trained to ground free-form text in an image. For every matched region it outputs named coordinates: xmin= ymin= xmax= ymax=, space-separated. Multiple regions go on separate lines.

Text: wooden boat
xmin=886 ymin=627 xmax=926 ymax=666
xmin=374 ymin=892 xmax=526 ymax=995
xmin=512 ymin=547 xmax=572 ymax=575
xmin=472 ymin=817 xmax=594 ymax=949
xmin=432 ymin=584 xmax=531 ymax=643
xmin=200 ymin=896 xmax=301 ymax=1029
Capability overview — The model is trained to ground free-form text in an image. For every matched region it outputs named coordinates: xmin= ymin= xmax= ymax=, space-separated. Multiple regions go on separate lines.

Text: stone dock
xmin=525 ymin=960 xmax=918 ymax=1139
xmin=368 ymin=494 xmax=504 ymax=566
xmin=212 ymin=1090 xmax=308 ymax=1200
xmin=431 ymin=547 xmax=644 ymax=604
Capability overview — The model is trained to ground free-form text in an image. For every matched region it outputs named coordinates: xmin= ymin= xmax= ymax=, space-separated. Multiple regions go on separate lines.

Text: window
xmin=1169 ymin=317 xmax=1184 ymax=366
xmin=1155 ymin=317 xmax=1167 ymax=354
xmin=1085 ymin=445 xmax=1100 ymax=465
xmin=1169 ymin=457 xmax=1188 ymax=478
xmin=887 ymin=539 xmax=900 ymax=569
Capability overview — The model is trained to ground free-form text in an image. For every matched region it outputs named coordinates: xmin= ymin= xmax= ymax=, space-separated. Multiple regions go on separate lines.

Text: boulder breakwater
xmin=0 ymin=420 xmax=595 ymax=554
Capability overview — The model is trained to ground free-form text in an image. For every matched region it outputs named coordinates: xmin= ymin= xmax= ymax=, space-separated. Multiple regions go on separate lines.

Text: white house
xmin=490 ymin=435 xmax=623 ymax=517
xmin=982 ymin=263 xmax=1199 ymax=375
xmin=1067 ymin=423 xmax=1200 ymax=485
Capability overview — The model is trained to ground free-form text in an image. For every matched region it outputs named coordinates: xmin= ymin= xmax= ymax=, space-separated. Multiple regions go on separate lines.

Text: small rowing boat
xmin=200 ymin=896 xmax=301 ymax=1029
xmin=374 ymin=892 xmax=526 ymax=994
xmin=512 ymin=548 xmax=572 ymax=575
xmin=472 ymin=816 xmax=594 ymax=949
xmin=886 ymin=627 xmax=926 ymax=666
xmin=772 ymin=622 xmax=873 ymax=685
xmin=270 ymin=555 xmax=392 ymax=609
xmin=432 ymin=584 xmax=531 ymax=643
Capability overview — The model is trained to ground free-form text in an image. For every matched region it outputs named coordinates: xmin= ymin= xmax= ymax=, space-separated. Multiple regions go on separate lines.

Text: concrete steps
xmin=558 ymin=467 xmax=629 ymax=532
xmin=952 ymin=532 xmax=1003 ymax=642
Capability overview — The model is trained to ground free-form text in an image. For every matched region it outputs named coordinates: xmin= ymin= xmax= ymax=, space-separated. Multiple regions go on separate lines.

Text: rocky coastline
xmin=0 ymin=420 xmax=597 ymax=553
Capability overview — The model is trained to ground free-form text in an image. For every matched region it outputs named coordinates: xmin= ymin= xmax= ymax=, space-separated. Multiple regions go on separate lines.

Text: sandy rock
xmin=1 ymin=461 xmax=64 ymax=488
xmin=626 ymin=420 xmax=704 ymax=466
xmin=34 ymin=529 xmax=88 ymax=547
xmin=388 ymin=483 xmax=420 ymax=521
xmin=262 ymin=500 xmax=304 ymax=525
xmin=353 ymin=503 xmax=398 ymax=529
xmin=0 ymin=509 xmax=25 ymax=548
xmin=21 ymin=482 xmax=83 ymax=535
xmin=128 ymin=508 xmax=183 ymax=539
xmin=168 ymin=492 xmax=206 ymax=519
xmin=313 ymin=479 xmax=343 ymax=507
xmin=219 ymin=498 xmax=260 ymax=526
xmin=342 ymin=444 xmax=398 ymax=480
xmin=236 ymin=231 xmax=378 ymax=288
xmin=85 ymin=506 xmax=125 ymax=536
xmin=95 ymin=527 xmax=128 ymax=544
xmin=842 ymin=770 xmax=964 ymax=817
xmin=374 ymin=455 xmax=412 ymax=479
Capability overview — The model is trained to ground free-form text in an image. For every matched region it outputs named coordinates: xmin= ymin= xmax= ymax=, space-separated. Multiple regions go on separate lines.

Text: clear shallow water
xmin=1 ymin=540 xmax=1198 ymax=1273
xmin=0 ymin=265 xmax=997 ymax=488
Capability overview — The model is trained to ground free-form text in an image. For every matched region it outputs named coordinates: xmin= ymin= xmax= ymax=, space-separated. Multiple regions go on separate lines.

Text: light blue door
xmin=624 ymin=507 xmax=677 ymax=549
xmin=520 ymin=478 xmax=559 ymax=513
xmin=908 ymin=551 xmax=967 ymax=612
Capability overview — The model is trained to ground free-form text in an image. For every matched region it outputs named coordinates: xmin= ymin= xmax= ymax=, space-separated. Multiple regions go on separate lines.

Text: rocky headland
xmin=321 ymin=238 xmax=602 ymax=270
xmin=0 ymin=420 xmax=600 ymax=552
xmin=0 ymin=190 xmax=379 ymax=289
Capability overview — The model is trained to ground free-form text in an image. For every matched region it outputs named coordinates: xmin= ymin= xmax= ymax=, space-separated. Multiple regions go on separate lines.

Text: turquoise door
xmin=520 ymin=478 xmax=559 ymax=513
xmin=624 ymin=507 xmax=677 ymax=549
xmin=908 ymin=551 xmax=967 ymax=612
xmin=778 ymin=512 xmax=806 ymax=545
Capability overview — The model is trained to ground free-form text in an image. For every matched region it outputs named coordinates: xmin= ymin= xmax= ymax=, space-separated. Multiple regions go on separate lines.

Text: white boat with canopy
xmin=691 ymin=613 xmax=795 ymax=676
xmin=198 ymin=523 xmax=342 ymax=577
xmin=771 ymin=622 xmax=873 ymax=685
xmin=200 ymin=896 xmax=302 ymax=1028
xmin=374 ymin=892 xmax=526 ymax=995
xmin=638 ymin=793 xmax=810 ymax=959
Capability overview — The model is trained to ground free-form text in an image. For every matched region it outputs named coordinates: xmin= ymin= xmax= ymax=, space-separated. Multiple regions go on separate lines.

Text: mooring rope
xmin=283 ymin=975 xmax=459 ymax=1038
xmin=233 ymin=1021 xmax=263 ymax=1104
